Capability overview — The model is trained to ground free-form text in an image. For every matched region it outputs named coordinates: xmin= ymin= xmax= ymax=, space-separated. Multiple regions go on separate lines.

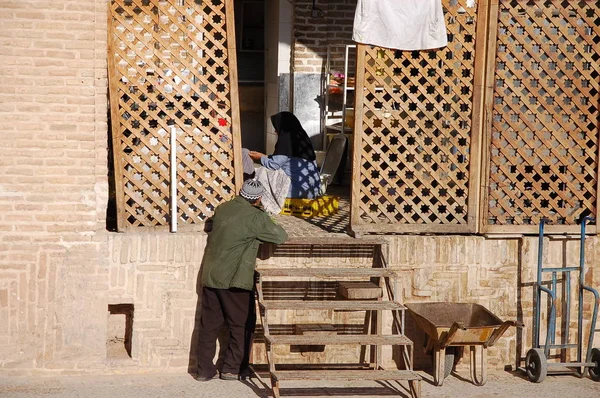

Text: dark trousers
xmin=196 ymin=286 xmax=256 ymax=377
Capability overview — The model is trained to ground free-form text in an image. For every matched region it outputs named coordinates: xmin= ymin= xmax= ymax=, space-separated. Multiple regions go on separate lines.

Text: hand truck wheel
xmin=589 ymin=348 xmax=600 ymax=382
xmin=525 ymin=348 xmax=547 ymax=383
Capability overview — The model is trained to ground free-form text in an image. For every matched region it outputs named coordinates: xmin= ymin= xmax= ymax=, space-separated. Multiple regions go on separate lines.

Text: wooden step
xmin=259 ymin=300 xmax=405 ymax=311
xmin=265 ymin=334 xmax=413 ymax=346
xmin=338 ymin=281 xmax=382 ymax=299
xmin=271 ymin=369 xmax=422 ymax=382
xmin=257 ymin=267 xmax=397 ymax=278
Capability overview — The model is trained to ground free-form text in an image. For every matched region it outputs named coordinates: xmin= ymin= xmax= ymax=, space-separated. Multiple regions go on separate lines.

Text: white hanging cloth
xmin=352 ymin=0 xmax=448 ymax=51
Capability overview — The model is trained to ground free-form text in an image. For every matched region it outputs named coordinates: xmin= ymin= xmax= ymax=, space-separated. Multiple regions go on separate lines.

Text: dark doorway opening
xmin=234 ymin=0 xmax=266 ymax=152
xmin=107 ymin=303 xmax=134 ymax=359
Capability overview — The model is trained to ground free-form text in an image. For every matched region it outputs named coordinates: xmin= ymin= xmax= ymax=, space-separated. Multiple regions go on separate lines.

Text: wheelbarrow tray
xmin=406 ymin=302 xmax=504 ymax=346
xmin=406 ymin=302 xmax=519 ymax=387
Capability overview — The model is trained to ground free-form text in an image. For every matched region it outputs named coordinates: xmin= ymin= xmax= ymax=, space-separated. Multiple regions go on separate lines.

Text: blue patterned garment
xmin=260 ymin=155 xmax=321 ymax=199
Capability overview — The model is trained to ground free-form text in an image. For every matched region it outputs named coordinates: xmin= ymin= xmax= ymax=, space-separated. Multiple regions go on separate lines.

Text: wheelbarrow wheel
xmin=444 ymin=347 xmax=458 ymax=379
xmin=525 ymin=348 xmax=547 ymax=383
xmin=589 ymin=348 xmax=600 ymax=381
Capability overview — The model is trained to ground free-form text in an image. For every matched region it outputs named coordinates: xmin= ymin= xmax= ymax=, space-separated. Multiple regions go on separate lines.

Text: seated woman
xmin=248 ymin=112 xmax=321 ymax=199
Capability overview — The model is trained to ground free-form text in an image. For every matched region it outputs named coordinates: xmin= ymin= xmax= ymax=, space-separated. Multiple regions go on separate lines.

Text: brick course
xmin=293 ymin=0 xmax=358 ymax=73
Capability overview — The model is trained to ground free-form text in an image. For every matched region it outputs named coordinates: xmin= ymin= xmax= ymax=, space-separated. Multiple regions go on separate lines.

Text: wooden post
xmin=479 ymin=0 xmax=500 ymax=233
xmin=106 ymin=6 xmax=127 ymax=232
xmin=225 ymin=0 xmax=243 ymax=193
xmin=469 ymin=0 xmax=493 ymax=233
xmin=350 ymin=44 xmax=366 ymax=236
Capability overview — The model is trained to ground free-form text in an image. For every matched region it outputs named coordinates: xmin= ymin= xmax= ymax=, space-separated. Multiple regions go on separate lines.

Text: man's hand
xmin=248 ymin=151 xmax=265 ymax=161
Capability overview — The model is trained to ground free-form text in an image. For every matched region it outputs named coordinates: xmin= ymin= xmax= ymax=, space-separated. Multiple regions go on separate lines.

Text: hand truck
xmin=525 ymin=216 xmax=600 ymax=382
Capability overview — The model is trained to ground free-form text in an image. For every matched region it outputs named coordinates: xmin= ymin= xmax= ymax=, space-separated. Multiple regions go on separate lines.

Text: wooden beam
xmin=350 ymin=44 xmax=366 ymax=236
xmin=225 ymin=0 xmax=243 ymax=194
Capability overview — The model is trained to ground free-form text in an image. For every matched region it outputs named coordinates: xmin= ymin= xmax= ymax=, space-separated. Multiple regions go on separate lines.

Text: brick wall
xmin=293 ymin=0 xmax=357 ymax=73
xmin=0 ymin=0 xmax=111 ymax=372
xmin=107 ymin=234 xmax=207 ymax=369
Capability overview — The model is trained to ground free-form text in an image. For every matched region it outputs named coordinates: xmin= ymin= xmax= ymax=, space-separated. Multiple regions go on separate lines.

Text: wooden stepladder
xmin=254 ymin=240 xmax=422 ymax=398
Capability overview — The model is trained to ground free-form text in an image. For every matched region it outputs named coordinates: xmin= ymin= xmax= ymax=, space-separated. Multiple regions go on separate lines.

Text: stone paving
xmin=1 ymin=370 xmax=599 ymax=398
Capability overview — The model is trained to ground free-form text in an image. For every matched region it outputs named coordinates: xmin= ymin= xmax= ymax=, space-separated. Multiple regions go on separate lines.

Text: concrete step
xmin=338 ymin=281 xmax=382 ymax=299
xmin=279 ymin=237 xmax=385 ymax=246
xmin=271 ymin=369 xmax=422 ymax=382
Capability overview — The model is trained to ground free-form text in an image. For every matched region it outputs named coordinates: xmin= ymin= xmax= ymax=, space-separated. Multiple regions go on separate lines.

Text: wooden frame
xmin=480 ymin=0 xmax=600 ymax=234
xmin=106 ymin=0 xmax=600 ymax=235
xmin=350 ymin=0 xmax=489 ymax=235
xmin=108 ymin=0 xmax=242 ymax=231
xmin=350 ymin=0 xmax=600 ymax=236
xmin=254 ymin=241 xmax=421 ymax=398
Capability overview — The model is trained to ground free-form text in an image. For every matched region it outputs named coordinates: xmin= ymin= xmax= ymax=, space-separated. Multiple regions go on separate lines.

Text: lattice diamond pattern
xmin=357 ymin=0 xmax=477 ymax=225
xmin=488 ymin=0 xmax=600 ymax=225
xmin=109 ymin=0 xmax=237 ymax=228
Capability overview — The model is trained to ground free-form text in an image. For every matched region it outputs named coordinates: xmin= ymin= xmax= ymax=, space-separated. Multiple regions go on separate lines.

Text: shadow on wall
xmin=187 ymin=266 xmax=231 ymax=376
xmin=187 ymin=223 xmax=230 ymax=376
xmin=107 ymin=303 xmax=134 ymax=360
xmin=106 ymin=112 xmax=118 ymax=232
xmin=396 ymin=311 xmax=435 ymax=372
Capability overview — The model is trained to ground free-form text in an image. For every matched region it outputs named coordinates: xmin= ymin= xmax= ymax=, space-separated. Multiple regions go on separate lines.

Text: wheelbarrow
xmin=406 ymin=302 xmax=522 ymax=386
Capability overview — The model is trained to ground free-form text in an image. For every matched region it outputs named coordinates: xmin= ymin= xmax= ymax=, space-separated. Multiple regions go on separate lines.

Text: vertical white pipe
xmin=342 ymin=44 xmax=350 ymax=135
xmin=170 ymin=126 xmax=177 ymax=233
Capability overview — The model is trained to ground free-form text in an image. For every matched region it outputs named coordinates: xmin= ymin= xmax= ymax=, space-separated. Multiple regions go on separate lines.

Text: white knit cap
xmin=240 ymin=179 xmax=265 ymax=200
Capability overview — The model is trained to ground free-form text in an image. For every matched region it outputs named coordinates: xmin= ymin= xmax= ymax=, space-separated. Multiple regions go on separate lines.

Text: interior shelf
xmin=322 ymin=44 xmax=356 ymax=145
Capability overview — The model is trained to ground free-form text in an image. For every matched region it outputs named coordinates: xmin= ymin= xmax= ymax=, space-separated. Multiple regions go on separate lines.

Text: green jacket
xmin=201 ymin=196 xmax=288 ymax=290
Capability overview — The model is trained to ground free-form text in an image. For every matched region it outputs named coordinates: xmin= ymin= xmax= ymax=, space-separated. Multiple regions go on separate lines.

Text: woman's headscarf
xmin=270 ymin=112 xmax=316 ymax=161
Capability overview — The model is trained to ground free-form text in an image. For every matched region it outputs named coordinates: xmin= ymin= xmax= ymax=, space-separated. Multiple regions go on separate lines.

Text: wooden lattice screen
xmin=351 ymin=0 xmax=486 ymax=234
xmin=482 ymin=0 xmax=600 ymax=234
xmin=108 ymin=0 xmax=242 ymax=231
xmin=351 ymin=0 xmax=600 ymax=235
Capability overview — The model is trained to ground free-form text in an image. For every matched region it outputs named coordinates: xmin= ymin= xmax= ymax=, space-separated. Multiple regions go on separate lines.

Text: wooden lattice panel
xmin=485 ymin=0 xmax=600 ymax=230
xmin=351 ymin=0 xmax=483 ymax=233
xmin=108 ymin=0 xmax=241 ymax=230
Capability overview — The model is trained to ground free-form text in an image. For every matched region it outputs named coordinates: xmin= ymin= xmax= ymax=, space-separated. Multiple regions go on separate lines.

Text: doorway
xmin=234 ymin=0 xmax=265 ymax=152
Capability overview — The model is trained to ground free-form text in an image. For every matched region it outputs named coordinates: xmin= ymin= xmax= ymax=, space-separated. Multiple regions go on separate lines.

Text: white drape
xmin=353 ymin=0 xmax=448 ymax=51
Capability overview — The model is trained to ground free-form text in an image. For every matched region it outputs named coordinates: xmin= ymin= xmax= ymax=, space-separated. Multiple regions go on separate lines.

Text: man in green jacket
xmin=196 ymin=179 xmax=288 ymax=381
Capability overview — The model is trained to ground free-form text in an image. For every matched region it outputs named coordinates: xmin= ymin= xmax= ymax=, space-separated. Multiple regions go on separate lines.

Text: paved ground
xmin=1 ymin=370 xmax=599 ymax=398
